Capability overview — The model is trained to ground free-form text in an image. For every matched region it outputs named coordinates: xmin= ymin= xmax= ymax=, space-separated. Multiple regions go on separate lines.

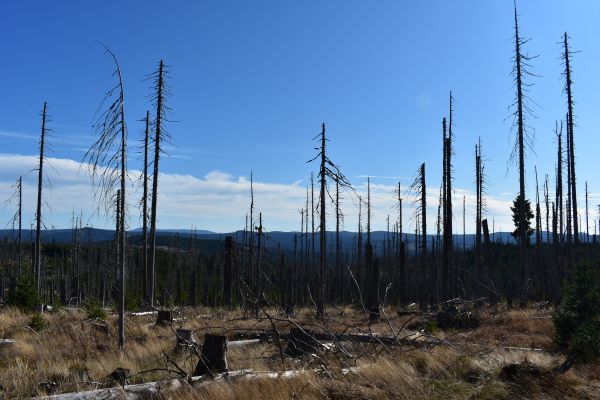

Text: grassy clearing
xmin=0 ymin=305 xmax=598 ymax=399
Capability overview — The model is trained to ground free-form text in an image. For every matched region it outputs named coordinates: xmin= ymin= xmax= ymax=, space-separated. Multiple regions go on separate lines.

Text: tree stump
xmin=285 ymin=328 xmax=322 ymax=356
xmin=194 ymin=334 xmax=228 ymax=376
xmin=176 ymin=329 xmax=198 ymax=347
xmin=108 ymin=367 xmax=130 ymax=385
xmin=156 ymin=310 xmax=173 ymax=325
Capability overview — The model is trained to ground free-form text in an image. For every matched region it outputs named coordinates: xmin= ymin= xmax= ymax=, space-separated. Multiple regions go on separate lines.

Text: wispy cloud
xmin=0 ymin=153 xmax=537 ymax=234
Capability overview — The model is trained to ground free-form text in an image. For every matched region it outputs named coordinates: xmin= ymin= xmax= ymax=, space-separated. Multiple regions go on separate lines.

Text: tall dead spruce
xmin=141 ymin=111 xmax=150 ymax=305
xmin=35 ymin=102 xmax=49 ymax=295
xmin=147 ymin=60 xmax=171 ymax=307
xmin=307 ymin=123 xmax=351 ymax=318
xmin=510 ymin=4 xmax=536 ymax=304
xmin=84 ymin=46 xmax=127 ymax=351
xmin=562 ymin=32 xmax=578 ymax=243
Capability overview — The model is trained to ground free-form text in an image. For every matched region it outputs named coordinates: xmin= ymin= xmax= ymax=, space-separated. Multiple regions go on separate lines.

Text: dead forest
xmin=1 ymin=4 xmax=600 ymax=400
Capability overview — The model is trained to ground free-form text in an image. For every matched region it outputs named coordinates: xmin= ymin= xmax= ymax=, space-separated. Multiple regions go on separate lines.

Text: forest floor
xmin=1 ymin=303 xmax=599 ymax=399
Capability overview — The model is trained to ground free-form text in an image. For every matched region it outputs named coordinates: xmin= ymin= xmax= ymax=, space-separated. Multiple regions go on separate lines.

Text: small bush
xmin=84 ymin=299 xmax=107 ymax=321
xmin=7 ymin=277 xmax=40 ymax=310
xmin=554 ymin=261 xmax=600 ymax=362
xmin=28 ymin=313 xmax=46 ymax=331
xmin=424 ymin=320 xmax=440 ymax=334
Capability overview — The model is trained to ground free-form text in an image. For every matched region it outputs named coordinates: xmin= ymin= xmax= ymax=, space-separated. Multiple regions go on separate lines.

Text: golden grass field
xmin=1 ymin=304 xmax=599 ymax=399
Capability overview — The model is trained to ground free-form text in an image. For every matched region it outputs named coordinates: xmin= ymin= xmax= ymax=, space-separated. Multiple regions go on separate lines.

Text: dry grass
xmin=0 ymin=304 xmax=599 ymax=399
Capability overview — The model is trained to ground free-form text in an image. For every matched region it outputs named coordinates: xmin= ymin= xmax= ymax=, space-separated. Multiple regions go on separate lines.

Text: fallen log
xmin=128 ymin=311 xmax=157 ymax=317
xmin=228 ymin=339 xmax=261 ymax=348
xmin=32 ymin=368 xmax=318 ymax=400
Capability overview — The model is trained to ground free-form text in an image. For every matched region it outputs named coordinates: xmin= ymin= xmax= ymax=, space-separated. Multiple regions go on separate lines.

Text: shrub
xmin=28 ymin=313 xmax=46 ymax=331
xmin=84 ymin=299 xmax=107 ymax=321
xmin=553 ymin=261 xmax=600 ymax=362
xmin=7 ymin=276 xmax=40 ymax=310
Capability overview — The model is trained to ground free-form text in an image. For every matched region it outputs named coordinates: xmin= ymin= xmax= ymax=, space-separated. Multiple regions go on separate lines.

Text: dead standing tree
xmin=442 ymin=94 xmax=454 ymax=302
xmin=35 ymin=102 xmax=49 ymax=295
xmin=510 ymin=3 xmax=536 ymax=305
xmin=6 ymin=177 xmax=24 ymax=278
xmin=410 ymin=163 xmax=427 ymax=309
xmin=562 ymin=32 xmax=578 ymax=243
xmin=307 ymin=123 xmax=351 ymax=318
xmin=83 ymin=46 xmax=127 ymax=351
xmin=140 ymin=111 xmax=150 ymax=305
xmin=147 ymin=60 xmax=171 ymax=307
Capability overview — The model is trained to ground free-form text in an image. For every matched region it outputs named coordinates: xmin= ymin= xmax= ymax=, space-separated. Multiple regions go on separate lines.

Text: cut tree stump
xmin=108 ymin=368 xmax=130 ymax=386
xmin=194 ymin=334 xmax=228 ymax=376
xmin=156 ymin=310 xmax=173 ymax=325
xmin=175 ymin=329 xmax=197 ymax=347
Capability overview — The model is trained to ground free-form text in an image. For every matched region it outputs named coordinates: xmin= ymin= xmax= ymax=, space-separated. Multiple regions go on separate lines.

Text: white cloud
xmin=0 ymin=153 xmax=555 ymax=234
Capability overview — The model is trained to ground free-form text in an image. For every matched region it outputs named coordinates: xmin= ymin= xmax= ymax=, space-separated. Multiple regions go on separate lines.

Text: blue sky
xmin=1 ymin=1 xmax=599 ymax=233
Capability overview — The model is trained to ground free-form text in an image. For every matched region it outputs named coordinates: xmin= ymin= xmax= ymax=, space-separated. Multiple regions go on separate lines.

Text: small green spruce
xmin=554 ymin=261 xmax=600 ymax=362
xmin=28 ymin=313 xmax=46 ymax=332
xmin=84 ymin=299 xmax=107 ymax=321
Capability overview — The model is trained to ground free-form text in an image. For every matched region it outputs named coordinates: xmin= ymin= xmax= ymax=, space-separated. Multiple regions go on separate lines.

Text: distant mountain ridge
xmin=0 ymin=227 xmax=522 ymax=253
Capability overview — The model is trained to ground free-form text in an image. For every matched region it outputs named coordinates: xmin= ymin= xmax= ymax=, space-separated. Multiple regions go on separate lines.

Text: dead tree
xmin=394 ymin=182 xmax=405 ymax=304
xmin=442 ymin=113 xmax=453 ymax=301
xmin=254 ymin=213 xmax=263 ymax=317
xmin=535 ymin=167 xmax=541 ymax=247
xmin=148 ymin=59 xmax=171 ymax=307
xmin=562 ymin=32 xmax=578 ymax=243
xmin=475 ymin=142 xmax=482 ymax=293
xmin=35 ymin=102 xmax=49 ymax=294
xmin=566 ymin=115 xmax=572 ymax=243
xmin=555 ymin=122 xmax=564 ymax=242
xmin=410 ymin=164 xmax=427 ymax=308
xmin=544 ymin=174 xmax=550 ymax=243
xmin=223 ymin=236 xmax=234 ymax=308
xmin=510 ymin=4 xmax=536 ymax=303
xmin=84 ymin=46 xmax=127 ymax=351
xmin=6 ymin=177 xmax=24 ymax=277
xmin=585 ymin=182 xmax=589 ymax=243
xmin=335 ymin=175 xmax=342 ymax=301
xmin=141 ymin=111 xmax=150 ymax=306
xmin=367 ymin=178 xmax=371 ymax=245
xmin=307 ymin=123 xmax=351 ymax=317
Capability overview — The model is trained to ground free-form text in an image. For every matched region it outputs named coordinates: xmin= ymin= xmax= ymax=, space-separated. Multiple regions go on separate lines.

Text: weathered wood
xmin=156 ymin=310 xmax=173 ymax=325
xmin=228 ymin=339 xmax=260 ymax=347
xmin=285 ymin=328 xmax=323 ymax=356
xmin=33 ymin=368 xmax=324 ymax=400
xmin=175 ymin=329 xmax=197 ymax=347
xmin=194 ymin=334 xmax=228 ymax=375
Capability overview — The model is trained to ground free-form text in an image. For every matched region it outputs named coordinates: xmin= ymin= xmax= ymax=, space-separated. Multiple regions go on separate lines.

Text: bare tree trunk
xmin=317 ymin=124 xmax=326 ymax=317
xmin=148 ymin=60 xmax=165 ymax=307
xmin=513 ymin=6 xmax=529 ymax=304
xmin=35 ymin=102 xmax=48 ymax=295
xmin=420 ymin=164 xmax=427 ymax=309
xmin=223 ymin=236 xmax=233 ymax=309
xmin=556 ymin=122 xmax=563 ymax=242
xmin=18 ymin=176 xmax=23 ymax=277
xmin=142 ymin=111 xmax=150 ymax=306
xmin=254 ymin=213 xmax=263 ymax=317
xmin=564 ymin=33 xmax=578 ymax=243
xmin=335 ymin=176 xmax=341 ymax=303
xmin=585 ymin=181 xmax=589 ymax=243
